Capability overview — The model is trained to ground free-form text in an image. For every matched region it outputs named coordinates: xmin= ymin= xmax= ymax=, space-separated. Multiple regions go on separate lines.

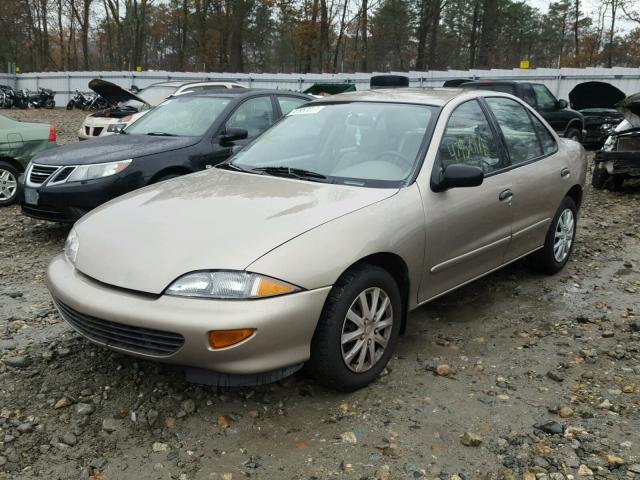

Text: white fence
xmin=1 ymin=67 xmax=640 ymax=106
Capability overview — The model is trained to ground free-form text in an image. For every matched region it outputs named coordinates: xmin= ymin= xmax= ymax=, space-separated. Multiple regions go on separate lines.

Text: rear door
xmin=275 ymin=95 xmax=309 ymax=117
xmin=419 ymin=99 xmax=513 ymax=302
xmin=483 ymin=96 xmax=567 ymax=261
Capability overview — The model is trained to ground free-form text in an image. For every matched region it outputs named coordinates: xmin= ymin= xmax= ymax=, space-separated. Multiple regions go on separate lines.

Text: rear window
xmin=469 ymin=84 xmax=516 ymax=95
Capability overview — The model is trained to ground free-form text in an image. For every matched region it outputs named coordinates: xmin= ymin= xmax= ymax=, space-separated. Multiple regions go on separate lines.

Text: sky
xmin=527 ymin=0 xmax=637 ymax=31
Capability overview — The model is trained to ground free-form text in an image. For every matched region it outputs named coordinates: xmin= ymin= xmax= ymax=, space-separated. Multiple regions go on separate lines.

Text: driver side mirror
xmin=431 ymin=164 xmax=484 ymax=192
xmin=556 ymin=99 xmax=568 ymax=109
xmin=220 ymin=127 xmax=248 ymax=145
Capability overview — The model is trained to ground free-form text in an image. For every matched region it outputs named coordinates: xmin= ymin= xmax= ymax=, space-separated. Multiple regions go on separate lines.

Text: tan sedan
xmin=47 ymin=88 xmax=586 ymax=391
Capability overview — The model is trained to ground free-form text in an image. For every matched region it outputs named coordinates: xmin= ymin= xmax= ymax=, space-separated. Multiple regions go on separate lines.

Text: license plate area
xmin=24 ymin=188 xmax=39 ymax=205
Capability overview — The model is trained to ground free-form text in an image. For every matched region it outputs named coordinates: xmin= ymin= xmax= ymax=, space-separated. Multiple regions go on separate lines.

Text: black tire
xmin=308 ymin=264 xmax=402 ymax=391
xmin=66 ymin=101 xmax=74 ymax=110
xmin=611 ymin=175 xmax=624 ymax=191
xmin=531 ymin=196 xmax=577 ymax=275
xmin=0 ymin=161 xmax=20 ymax=206
xmin=591 ymin=165 xmax=609 ymax=189
xmin=45 ymin=99 xmax=55 ymax=109
xmin=566 ymin=128 xmax=582 ymax=143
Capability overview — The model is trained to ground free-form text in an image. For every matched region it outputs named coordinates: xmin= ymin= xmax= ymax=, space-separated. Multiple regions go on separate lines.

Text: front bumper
xmin=47 ymin=255 xmax=331 ymax=374
xmin=20 ymin=173 xmax=143 ymax=223
xmin=595 ymin=150 xmax=640 ymax=176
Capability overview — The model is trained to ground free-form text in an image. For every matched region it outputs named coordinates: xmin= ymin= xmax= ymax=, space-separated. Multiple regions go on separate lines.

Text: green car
xmin=0 ymin=113 xmax=57 ymax=205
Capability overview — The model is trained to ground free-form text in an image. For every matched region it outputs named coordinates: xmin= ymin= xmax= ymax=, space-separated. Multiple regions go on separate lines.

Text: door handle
xmin=560 ymin=167 xmax=571 ymax=178
xmin=499 ymin=189 xmax=513 ymax=202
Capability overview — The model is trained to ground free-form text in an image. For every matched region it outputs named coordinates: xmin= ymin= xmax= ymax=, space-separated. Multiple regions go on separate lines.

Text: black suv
xmin=459 ymin=81 xmax=585 ymax=142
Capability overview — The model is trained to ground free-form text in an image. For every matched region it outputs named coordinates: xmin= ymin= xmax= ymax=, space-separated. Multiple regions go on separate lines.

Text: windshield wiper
xmin=216 ymin=163 xmax=256 ymax=174
xmin=251 ymin=166 xmax=328 ymax=181
xmin=146 ymin=132 xmax=177 ymax=137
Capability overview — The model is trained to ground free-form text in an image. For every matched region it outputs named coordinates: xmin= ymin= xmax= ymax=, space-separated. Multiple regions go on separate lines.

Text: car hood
xmin=31 ymin=134 xmax=199 ymax=166
xmin=89 ymin=79 xmax=149 ymax=105
xmin=73 ymin=169 xmax=398 ymax=294
xmin=616 ymin=93 xmax=640 ymax=127
xmin=569 ymin=81 xmax=626 ymax=110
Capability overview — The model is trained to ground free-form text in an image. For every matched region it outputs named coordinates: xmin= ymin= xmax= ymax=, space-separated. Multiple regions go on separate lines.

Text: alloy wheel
xmin=341 ymin=287 xmax=393 ymax=373
xmin=553 ymin=208 xmax=574 ymax=263
xmin=0 ymin=168 xmax=17 ymax=202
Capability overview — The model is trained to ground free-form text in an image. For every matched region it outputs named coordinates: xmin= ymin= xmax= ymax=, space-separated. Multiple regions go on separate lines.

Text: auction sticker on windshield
xmin=289 ymin=105 xmax=325 ymax=115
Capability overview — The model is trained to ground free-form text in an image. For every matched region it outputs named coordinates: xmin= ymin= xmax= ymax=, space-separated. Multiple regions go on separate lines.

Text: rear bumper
xmin=46 ymin=255 xmax=331 ymax=374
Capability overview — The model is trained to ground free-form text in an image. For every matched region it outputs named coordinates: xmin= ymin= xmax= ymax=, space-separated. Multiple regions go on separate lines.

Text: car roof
xmin=150 ymin=80 xmax=243 ymax=88
xmin=177 ymin=88 xmax=310 ymax=99
xmin=310 ymin=87 xmax=473 ymax=106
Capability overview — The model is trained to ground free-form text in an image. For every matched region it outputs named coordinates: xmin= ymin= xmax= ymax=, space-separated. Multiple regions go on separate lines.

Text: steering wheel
xmin=372 ymin=150 xmax=413 ymax=170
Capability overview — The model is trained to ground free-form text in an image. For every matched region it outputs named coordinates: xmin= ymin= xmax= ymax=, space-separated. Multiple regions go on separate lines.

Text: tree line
xmin=1 ymin=0 xmax=640 ymax=74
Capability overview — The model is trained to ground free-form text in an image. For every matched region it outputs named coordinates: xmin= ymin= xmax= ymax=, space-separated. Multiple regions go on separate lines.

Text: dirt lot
xmin=0 ymin=110 xmax=639 ymax=480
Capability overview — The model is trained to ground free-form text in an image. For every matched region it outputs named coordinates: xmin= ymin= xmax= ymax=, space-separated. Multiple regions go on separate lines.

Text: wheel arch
xmin=148 ymin=166 xmax=194 ymax=184
xmin=0 ymin=156 xmax=26 ymax=173
xmin=341 ymin=252 xmax=411 ymax=334
xmin=564 ymin=118 xmax=583 ymax=136
xmin=565 ymin=184 xmax=583 ymax=210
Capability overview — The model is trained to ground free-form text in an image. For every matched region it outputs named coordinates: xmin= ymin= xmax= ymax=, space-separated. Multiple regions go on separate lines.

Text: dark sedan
xmin=21 ymin=89 xmax=310 ymax=222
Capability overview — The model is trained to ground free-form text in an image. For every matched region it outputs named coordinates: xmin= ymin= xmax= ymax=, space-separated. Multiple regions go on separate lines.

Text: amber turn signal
xmin=208 ymin=328 xmax=255 ymax=349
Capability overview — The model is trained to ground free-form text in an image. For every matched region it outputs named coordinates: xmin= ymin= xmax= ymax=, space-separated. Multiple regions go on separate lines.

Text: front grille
xmin=92 ymin=127 xmax=103 ymax=136
xmin=29 ymin=164 xmax=58 ymax=185
xmin=54 ymin=299 xmax=185 ymax=356
xmin=51 ymin=166 xmax=75 ymax=183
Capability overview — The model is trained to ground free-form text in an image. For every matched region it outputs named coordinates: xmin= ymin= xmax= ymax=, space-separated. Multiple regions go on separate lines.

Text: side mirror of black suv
xmin=556 ymin=99 xmax=568 ymax=109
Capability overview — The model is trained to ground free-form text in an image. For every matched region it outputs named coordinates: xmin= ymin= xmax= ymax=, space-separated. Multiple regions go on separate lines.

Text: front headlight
xmin=165 ymin=271 xmax=301 ymax=299
xmin=107 ymin=123 xmax=127 ymax=133
xmin=65 ymin=159 xmax=132 ymax=183
xmin=64 ymin=228 xmax=79 ymax=265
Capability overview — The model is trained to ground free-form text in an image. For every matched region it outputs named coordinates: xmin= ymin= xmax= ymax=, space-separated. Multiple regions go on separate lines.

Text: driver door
xmin=418 ymin=99 xmax=513 ymax=302
xmin=207 ymin=95 xmax=276 ymax=167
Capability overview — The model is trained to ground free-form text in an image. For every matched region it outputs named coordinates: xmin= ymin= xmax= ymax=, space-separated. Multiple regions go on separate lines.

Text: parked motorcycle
xmin=27 ymin=88 xmax=56 ymax=109
xmin=83 ymin=92 xmax=111 ymax=111
xmin=13 ymin=89 xmax=29 ymax=109
xmin=0 ymin=86 xmax=15 ymax=108
xmin=67 ymin=90 xmax=90 ymax=110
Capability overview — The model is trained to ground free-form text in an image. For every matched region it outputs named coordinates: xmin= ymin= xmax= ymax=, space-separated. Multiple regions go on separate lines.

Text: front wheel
xmin=308 ymin=264 xmax=402 ymax=391
xmin=592 ymin=165 xmax=609 ymax=189
xmin=0 ymin=162 xmax=20 ymax=206
xmin=531 ymin=196 xmax=577 ymax=275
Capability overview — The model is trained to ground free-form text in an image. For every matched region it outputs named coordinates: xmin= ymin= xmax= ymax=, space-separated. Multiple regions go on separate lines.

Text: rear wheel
xmin=308 ymin=264 xmax=401 ymax=391
xmin=531 ymin=196 xmax=577 ymax=275
xmin=0 ymin=162 xmax=19 ymax=206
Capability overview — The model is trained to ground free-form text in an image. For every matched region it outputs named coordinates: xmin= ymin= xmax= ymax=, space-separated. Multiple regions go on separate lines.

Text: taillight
xmin=48 ymin=124 xmax=56 ymax=142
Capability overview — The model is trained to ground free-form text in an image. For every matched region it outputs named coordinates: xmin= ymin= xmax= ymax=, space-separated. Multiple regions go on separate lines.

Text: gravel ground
xmin=0 ymin=110 xmax=639 ymax=480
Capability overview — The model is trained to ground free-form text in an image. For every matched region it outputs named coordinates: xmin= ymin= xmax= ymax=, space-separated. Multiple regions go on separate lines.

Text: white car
xmin=78 ymin=80 xmax=246 ymax=140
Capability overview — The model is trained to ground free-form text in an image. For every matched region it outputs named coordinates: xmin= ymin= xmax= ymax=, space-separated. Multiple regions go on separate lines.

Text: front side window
xmin=230 ymin=102 xmax=437 ymax=187
xmin=486 ymin=97 xmax=542 ymax=165
xmin=125 ymin=96 xmax=231 ymax=136
xmin=225 ymin=96 xmax=274 ymax=138
xmin=532 ymin=84 xmax=557 ymax=110
xmin=438 ymin=100 xmax=502 ymax=174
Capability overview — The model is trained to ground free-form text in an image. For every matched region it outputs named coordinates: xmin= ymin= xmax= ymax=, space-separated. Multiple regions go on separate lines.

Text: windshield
xmin=125 ymin=96 xmax=231 ymax=136
xmin=230 ymin=102 xmax=437 ymax=187
xmin=120 ymin=86 xmax=178 ymax=109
